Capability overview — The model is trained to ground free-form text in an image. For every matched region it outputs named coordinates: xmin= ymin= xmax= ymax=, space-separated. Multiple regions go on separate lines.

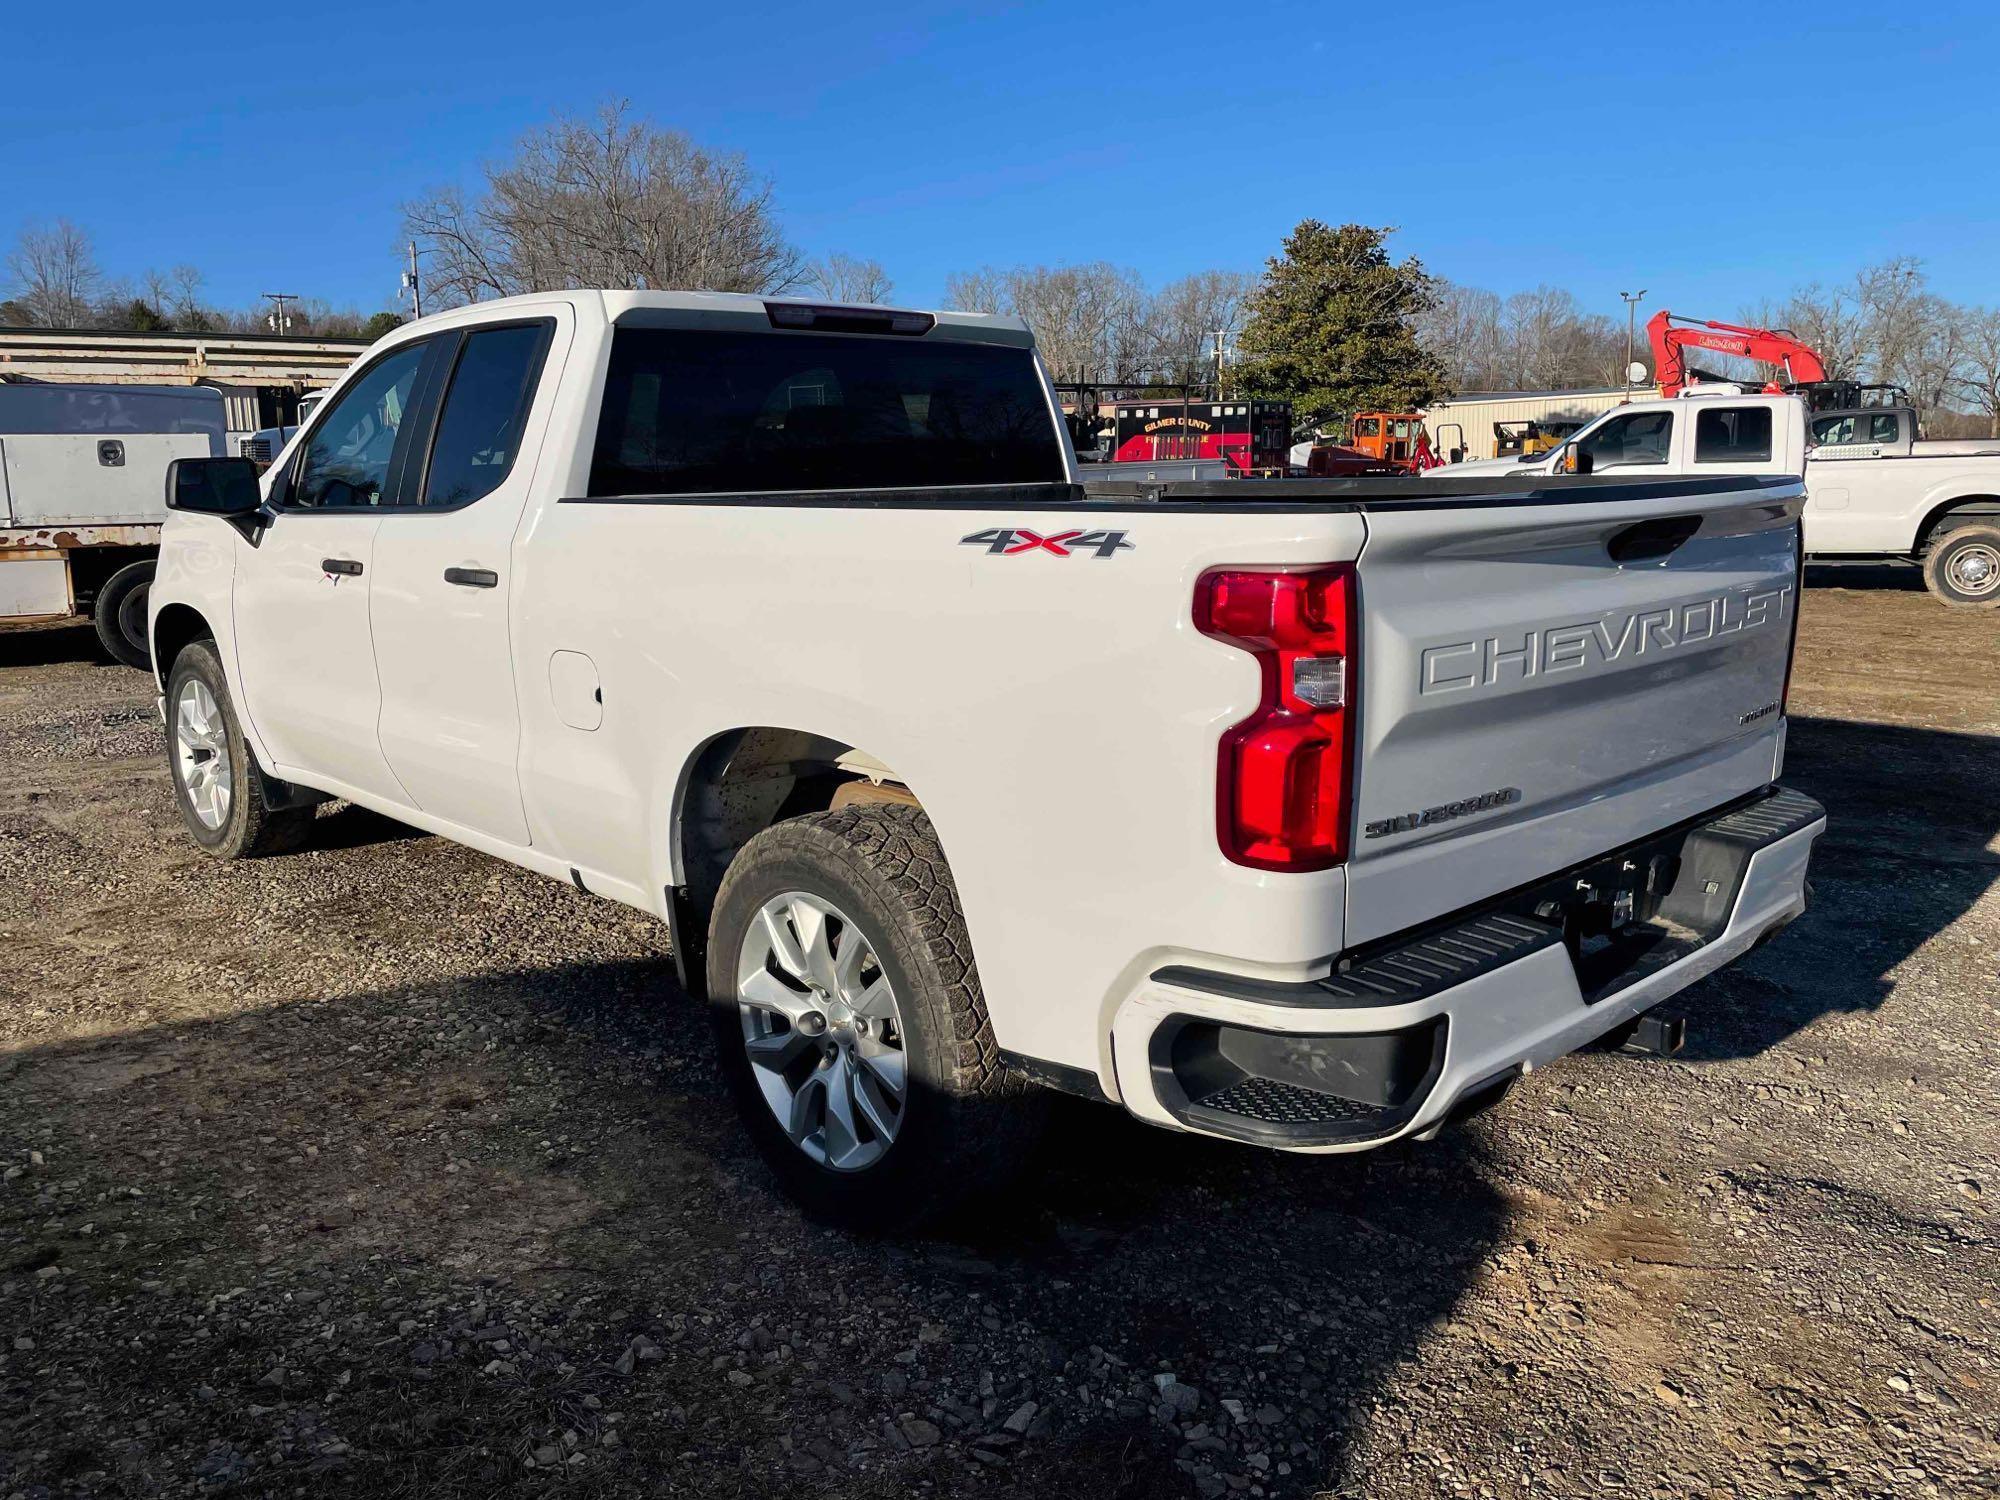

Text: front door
xmin=232 ymin=338 xmax=430 ymax=803
xmin=369 ymin=314 xmax=566 ymax=846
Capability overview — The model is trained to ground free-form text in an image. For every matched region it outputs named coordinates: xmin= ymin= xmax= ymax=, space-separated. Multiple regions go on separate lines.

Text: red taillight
xmin=1195 ymin=564 xmax=1356 ymax=872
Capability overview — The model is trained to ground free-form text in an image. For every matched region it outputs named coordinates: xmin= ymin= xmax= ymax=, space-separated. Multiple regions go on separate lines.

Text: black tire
xmin=706 ymin=805 xmax=1045 ymax=1233
xmin=1922 ymin=523 xmax=2000 ymax=608
xmin=163 ymin=640 xmax=313 ymax=859
xmin=93 ymin=559 xmax=155 ymax=670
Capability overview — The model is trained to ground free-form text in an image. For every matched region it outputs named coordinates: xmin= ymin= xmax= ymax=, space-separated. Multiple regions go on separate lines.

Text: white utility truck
xmin=148 ymin=293 xmax=1825 ymax=1229
xmin=0 ymin=382 xmax=226 ymax=667
xmin=1434 ymin=391 xmax=2000 ymax=606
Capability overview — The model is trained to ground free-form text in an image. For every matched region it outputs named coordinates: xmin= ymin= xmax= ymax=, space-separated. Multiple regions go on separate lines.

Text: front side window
xmin=589 ymin=329 xmax=1063 ymax=496
xmin=1354 ymin=416 xmax=1381 ymax=438
xmin=421 ymin=324 xmax=551 ymax=507
xmin=1577 ymin=410 xmax=1673 ymax=470
xmin=1694 ymin=406 xmax=1774 ymax=463
xmin=292 ymin=343 xmax=426 ymax=508
xmin=1812 ymin=414 xmax=1859 ymax=445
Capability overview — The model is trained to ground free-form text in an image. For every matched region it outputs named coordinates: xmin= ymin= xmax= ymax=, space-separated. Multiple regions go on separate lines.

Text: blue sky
xmin=9 ymin=0 xmax=1999 ymax=322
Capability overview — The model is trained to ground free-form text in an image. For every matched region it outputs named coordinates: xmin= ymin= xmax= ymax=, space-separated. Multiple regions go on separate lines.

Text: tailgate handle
xmin=1608 ymin=515 xmax=1701 ymax=563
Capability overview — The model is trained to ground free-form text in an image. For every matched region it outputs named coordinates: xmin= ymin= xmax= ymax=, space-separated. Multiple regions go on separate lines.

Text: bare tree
xmin=6 ymin=219 xmax=102 ymax=327
xmin=1895 ymin=296 xmax=1970 ymax=422
xmin=941 ymin=267 xmax=1006 ymax=314
xmin=1775 ymin=282 xmax=1869 ymax=382
xmin=403 ymin=102 xmax=803 ymax=305
xmin=1149 ymin=269 xmax=1257 ymax=390
xmin=1959 ymin=308 xmax=2000 ymax=438
xmin=1856 ymin=257 xmax=1927 ymax=389
xmin=803 ymin=253 xmax=892 ymax=304
xmin=1415 ymin=281 xmax=1504 ymax=391
xmin=1498 ymin=287 xmax=1622 ymax=390
xmin=940 ymin=262 xmax=1150 ymax=383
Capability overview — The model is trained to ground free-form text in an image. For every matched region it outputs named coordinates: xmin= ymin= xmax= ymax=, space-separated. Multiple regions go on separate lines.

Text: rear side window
xmin=589 ymin=329 xmax=1062 ymax=496
xmin=1812 ymin=415 xmax=1858 ymax=445
xmin=1868 ymin=412 xmax=1900 ymax=443
xmin=1577 ymin=410 xmax=1673 ymax=470
xmin=1693 ymin=406 xmax=1773 ymax=463
xmin=421 ymin=323 xmax=551 ymax=507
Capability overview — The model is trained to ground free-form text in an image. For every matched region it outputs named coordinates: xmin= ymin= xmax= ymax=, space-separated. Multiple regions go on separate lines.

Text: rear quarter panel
xmin=512 ymin=494 xmax=1367 ymax=1079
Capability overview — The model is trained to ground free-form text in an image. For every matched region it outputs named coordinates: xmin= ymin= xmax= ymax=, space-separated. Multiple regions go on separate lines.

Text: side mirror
xmin=1556 ymin=446 xmax=1594 ymax=476
xmin=167 ymin=457 xmax=263 ymax=517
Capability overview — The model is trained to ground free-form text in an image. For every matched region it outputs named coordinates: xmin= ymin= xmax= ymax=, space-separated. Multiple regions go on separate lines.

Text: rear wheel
xmin=706 ymin=805 xmax=1044 ymax=1232
xmin=164 ymin=640 xmax=313 ymax=858
xmin=93 ymin=559 xmax=155 ymax=670
xmin=1922 ymin=523 xmax=2000 ymax=608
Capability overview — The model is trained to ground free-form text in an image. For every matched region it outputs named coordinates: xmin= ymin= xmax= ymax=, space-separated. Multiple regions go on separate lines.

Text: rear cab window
xmin=1693 ymin=406 xmax=1773 ymax=463
xmin=588 ymin=329 xmax=1064 ymax=496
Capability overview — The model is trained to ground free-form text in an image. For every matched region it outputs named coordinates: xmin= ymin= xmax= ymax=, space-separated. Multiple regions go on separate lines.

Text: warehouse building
xmin=1422 ymin=387 xmax=1649 ymax=462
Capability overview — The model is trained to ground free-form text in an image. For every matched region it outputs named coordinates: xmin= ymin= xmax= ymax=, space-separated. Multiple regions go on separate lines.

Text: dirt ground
xmin=0 ymin=567 xmax=1994 ymax=1500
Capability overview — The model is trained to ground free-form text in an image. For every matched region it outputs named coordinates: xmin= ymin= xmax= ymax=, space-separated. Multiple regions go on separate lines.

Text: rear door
xmin=369 ymin=312 xmax=567 ymax=846
xmin=1344 ymin=477 xmax=1803 ymax=945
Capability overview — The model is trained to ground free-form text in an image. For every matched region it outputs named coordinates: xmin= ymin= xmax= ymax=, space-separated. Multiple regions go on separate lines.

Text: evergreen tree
xmin=1233 ymin=221 xmax=1447 ymax=423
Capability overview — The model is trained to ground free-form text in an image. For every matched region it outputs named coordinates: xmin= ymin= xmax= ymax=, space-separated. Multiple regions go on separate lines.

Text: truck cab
xmin=1434 ymin=393 xmax=1806 ymax=481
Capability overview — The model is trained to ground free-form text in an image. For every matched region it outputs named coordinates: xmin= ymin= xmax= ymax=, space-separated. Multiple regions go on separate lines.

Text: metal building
xmin=1422 ymin=388 xmax=1650 ymax=462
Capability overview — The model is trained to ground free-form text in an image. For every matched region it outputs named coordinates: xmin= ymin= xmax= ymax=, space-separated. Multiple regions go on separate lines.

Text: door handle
xmin=322 ymin=557 xmax=364 ymax=576
xmin=444 ymin=567 xmax=499 ymax=589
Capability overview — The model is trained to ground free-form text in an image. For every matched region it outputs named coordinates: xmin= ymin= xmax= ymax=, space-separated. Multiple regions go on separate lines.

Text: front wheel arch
xmin=150 ymin=602 xmax=215 ymax=692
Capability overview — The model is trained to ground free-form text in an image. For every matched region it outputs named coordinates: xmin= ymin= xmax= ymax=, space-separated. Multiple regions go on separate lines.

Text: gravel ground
xmin=1 ymin=571 xmax=1994 ymax=1500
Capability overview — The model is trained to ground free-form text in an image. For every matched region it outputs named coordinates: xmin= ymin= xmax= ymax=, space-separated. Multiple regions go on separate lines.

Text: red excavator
xmin=1647 ymin=310 xmax=1905 ymax=411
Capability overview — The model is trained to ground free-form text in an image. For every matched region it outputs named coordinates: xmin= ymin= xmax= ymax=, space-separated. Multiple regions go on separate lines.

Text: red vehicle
xmin=1101 ymin=397 xmax=1292 ymax=472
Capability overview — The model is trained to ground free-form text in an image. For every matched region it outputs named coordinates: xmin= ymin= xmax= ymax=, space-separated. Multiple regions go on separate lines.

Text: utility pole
xmin=1620 ymin=289 xmax=1647 ymax=389
xmin=400 ymin=242 xmax=423 ymax=321
xmin=263 ymin=292 xmax=298 ymax=334
xmin=1212 ymin=329 xmax=1227 ymax=400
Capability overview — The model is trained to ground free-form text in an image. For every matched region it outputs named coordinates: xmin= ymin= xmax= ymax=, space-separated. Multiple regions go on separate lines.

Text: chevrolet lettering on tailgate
xmin=1419 ymin=586 xmax=1794 ymax=696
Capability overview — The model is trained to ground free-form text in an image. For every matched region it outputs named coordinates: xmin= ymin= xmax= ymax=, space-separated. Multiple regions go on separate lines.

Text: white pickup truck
xmin=149 ymin=292 xmax=1825 ymax=1229
xmin=1435 ymin=392 xmax=2000 ymax=606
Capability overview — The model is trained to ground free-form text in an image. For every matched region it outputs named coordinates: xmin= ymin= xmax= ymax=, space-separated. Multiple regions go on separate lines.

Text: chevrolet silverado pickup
xmin=1435 ymin=392 xmax=2000 ymax=607
xmin=149 ymin=292 xmax=1825 ymax=1229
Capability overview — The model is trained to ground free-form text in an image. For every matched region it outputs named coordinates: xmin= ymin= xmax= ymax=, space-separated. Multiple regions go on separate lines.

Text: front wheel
xmin=706 ymin=806 xmax=1044 ymax=1232
xmin=1922 ymin=523 xmax=2000 ymax=608
xmin=93 ymin=559 xmax=155 ymax=670
xmin=164 ymin=641 xmax=314 ymax=858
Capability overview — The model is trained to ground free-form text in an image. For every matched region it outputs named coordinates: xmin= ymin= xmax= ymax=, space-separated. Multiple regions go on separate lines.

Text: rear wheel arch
xmin=1915 ymin=493 xmax=2000 ymax=554
xmin=668 ymin=726 xmax=926 ymax=996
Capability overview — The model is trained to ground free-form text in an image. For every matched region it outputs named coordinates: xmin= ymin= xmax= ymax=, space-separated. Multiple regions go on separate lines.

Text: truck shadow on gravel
xmin=0 ymin=952 xmax=1512 ymax=1500
xmin=0 ymin=620 xmax=128 ymax=671
xmin=1666 ymin=712 xmax=1999 ymax=1063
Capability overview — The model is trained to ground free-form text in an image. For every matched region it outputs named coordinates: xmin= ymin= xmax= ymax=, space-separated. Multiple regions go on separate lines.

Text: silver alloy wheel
xmin=736 ymin=890 xmax=908 ymax=1172
xmin=1945 ymin=541 xmax=1999 ymax=597
xmin=174 ymin=679 xmax=232 ymax=830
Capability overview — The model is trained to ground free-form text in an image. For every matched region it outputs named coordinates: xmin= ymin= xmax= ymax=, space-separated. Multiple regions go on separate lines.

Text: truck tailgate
xmin=1345 ymin=478 xmax=1802 ymax=946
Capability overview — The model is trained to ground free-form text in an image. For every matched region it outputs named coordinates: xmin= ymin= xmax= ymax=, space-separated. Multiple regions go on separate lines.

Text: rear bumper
xmin=1108 ymin=786 xmax=1825 ymax=1152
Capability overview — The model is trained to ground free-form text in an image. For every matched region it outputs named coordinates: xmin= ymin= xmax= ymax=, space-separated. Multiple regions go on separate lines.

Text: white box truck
xmin=0 ymin=382 xmax=225 ymax=666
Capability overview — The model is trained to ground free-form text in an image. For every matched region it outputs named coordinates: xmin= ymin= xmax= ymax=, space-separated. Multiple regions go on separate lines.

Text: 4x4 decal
xmin=960 ymin=526 xmax=1134 ymax=559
